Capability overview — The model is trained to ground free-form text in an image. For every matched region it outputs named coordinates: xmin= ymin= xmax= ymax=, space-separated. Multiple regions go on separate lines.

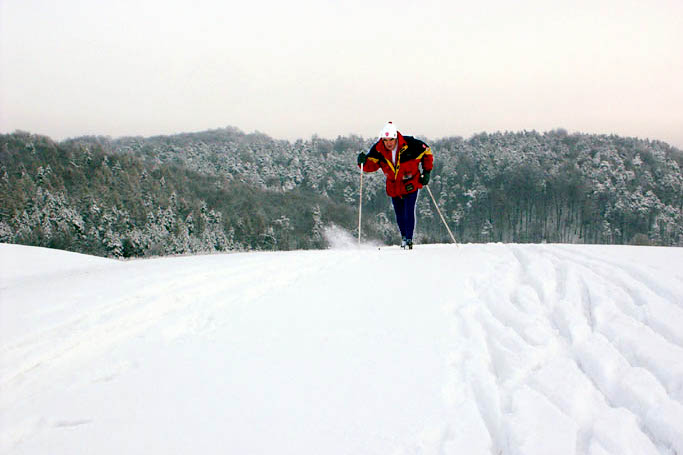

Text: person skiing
xmin=357 ymin=121 xmax=433 ymax=249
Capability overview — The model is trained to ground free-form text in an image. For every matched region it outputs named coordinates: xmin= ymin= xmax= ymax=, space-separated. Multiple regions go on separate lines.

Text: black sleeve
xmin=367 ymin=142 xmax=382 ymax=161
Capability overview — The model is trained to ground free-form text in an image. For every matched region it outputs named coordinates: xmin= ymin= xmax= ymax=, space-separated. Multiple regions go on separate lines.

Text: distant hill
xmin=1 ymin=128 xmax=681 ymax=257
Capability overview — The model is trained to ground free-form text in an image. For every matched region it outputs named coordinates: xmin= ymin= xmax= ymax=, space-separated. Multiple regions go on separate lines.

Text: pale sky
xmin=1 ymin=0 xmax=682 ymax=148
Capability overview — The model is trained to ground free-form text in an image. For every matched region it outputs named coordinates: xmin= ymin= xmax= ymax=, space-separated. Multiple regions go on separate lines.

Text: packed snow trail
xmin=1 ymin=243 xmax=682 ymax=454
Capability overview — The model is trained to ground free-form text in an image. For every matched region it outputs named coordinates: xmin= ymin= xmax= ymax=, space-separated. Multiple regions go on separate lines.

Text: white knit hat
xmin=379 ymin=121 xmax=398 ymax=139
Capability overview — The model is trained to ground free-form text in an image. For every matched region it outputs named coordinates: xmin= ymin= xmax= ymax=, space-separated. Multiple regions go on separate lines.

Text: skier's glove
xmin=357 ymin=152 xmax=367 ymax=166
xmin=420 ymin=170 xmax=431 ymax=185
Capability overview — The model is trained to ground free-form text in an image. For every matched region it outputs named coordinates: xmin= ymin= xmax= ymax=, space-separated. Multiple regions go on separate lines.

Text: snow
xmin=1 ymin=241 xmax=682 ymax=454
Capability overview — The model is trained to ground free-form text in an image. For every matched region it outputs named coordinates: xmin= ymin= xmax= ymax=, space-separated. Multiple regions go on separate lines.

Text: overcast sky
xmin=1 ymin=0 xmax=682 ymax=148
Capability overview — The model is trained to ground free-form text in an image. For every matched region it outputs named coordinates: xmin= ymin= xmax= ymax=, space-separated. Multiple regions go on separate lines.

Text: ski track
xmin=1 ymin=249 xmax=353 ymax=451
xmin=2 ymin=251 xmax=336 ymax=388
xmin=2 ymin=244 xmax=683 ymax=454
xmin=543 ymin=247 xmax=683 ymax=404
xmin=443 ymin=244 xmax=683 ymax=455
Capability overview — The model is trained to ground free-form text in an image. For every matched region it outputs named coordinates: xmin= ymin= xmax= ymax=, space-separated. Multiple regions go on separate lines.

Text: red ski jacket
xmin=360 ymin=132 xmax=434 ymax=198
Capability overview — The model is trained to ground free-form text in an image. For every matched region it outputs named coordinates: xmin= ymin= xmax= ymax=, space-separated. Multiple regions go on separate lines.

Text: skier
xmin=357 ymin=122 xmax=433 ymax=249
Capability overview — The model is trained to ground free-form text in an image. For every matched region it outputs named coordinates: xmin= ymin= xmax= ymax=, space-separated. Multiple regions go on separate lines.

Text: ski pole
xmin=425 ymin=185 xmax=458 ymax=247
xmin=358 ymin=162 xmax=363 ymax=245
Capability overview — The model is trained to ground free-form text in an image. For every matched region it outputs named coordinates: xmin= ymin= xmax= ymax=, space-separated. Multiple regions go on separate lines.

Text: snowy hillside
xmin=1 ymin=241 xmax=683 ymax=454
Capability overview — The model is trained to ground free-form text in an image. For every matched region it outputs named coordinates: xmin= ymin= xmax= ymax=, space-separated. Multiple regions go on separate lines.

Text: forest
xmin=1 ymin=127 xmax=681 ymax=258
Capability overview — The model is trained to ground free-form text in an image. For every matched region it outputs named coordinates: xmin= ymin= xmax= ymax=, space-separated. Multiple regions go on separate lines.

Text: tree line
xmin=1 ymin=127 xmax=681 ymax=258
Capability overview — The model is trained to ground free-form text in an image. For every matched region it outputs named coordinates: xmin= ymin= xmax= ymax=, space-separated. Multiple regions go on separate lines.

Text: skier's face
xmin=382 ymin=137 xmax=396 ymax=149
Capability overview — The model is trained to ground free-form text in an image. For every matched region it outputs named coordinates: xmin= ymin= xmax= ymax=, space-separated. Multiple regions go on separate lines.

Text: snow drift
xmin=1 ymin=242 xmax=683 ymax=454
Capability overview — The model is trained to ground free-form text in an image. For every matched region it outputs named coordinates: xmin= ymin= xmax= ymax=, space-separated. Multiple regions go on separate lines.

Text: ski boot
xmin=401 ymin=237 xmax=407 ymax=249
xmin=406 ymin=238 xmax=413 ymax=250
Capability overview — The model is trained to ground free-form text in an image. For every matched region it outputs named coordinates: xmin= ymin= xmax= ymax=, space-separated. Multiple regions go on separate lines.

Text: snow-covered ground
xmin=1 ymin=240 xmax=683 ymax=454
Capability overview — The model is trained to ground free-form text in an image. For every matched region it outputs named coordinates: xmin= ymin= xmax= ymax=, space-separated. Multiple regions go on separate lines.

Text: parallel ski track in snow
xmin=1 ymin=243 xmax=682 ymax=455
xmin=445 ymin=244 xmax=683 ymax=455
xmin=2 ymin=251 xmax=341 ymax=396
